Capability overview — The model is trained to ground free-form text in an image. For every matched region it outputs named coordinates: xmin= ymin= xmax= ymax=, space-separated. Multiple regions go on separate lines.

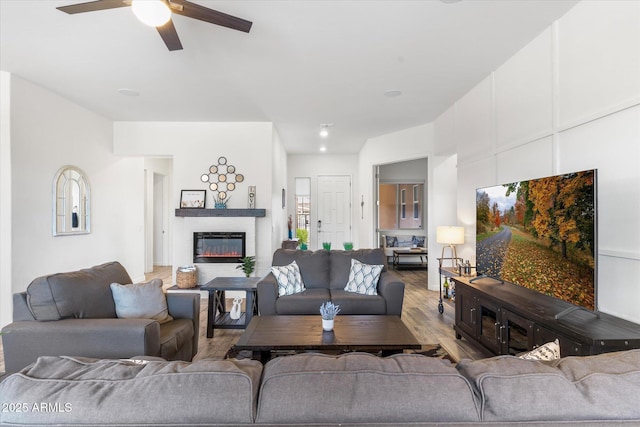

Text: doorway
xmin=153 ymin=172 xmax=168 ymax=266
xmin=317 ymin=175 xmax=352 ymax=250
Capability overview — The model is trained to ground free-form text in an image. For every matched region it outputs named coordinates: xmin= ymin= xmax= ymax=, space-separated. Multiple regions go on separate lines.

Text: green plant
xmin=296 ymin=228 xmax=309 ymax=245
xmin=319 ymin=301 xmax=340 ymax=320
xmin=343 ymin=242 xmax=353 ymax=250
xmin=322 ymin=242 xmax=331 ymax=251
xmin=235 ymin=256 xmax=256 ymax=277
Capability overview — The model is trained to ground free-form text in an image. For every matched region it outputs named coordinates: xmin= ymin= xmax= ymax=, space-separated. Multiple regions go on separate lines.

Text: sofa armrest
xmin=257 ymin=273 xmax=278 ymax=315
xmin=377 ymin=272 xmax=405 ymax=316
xmin=166 ymin=293 xmax=201 ymax=357
xmin=1 ymin=318 xmax=160 ymax=373
xmin=13 ymin=292 xmax=35 ymax=321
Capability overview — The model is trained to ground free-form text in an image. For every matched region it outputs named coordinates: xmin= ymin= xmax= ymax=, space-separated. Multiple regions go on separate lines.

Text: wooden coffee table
xmin=234 ymin=315 xmax=421 ymax=362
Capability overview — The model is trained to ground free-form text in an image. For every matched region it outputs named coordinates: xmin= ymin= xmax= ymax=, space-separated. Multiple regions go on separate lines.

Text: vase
xmin=322 ymin=318 xmax=334 ymax=331
xmin=288 ymin=229 xmax=293 ymax=239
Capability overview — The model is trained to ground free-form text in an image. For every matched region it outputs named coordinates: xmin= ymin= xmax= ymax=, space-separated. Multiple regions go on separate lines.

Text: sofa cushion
xmin=344 ymin=258 xmax=382 ymax=295
xmin=270 ymin=261 xmax=306 ymax=296
xmin=257 ymin=352 xmax=480 ymax=424
xmin=0 ymin=356 xmax=263 ymax=426
xmin=26 ymin=261 xmax=132 ymax=321
xmin=329 ymin=290 xmax=387 ymax=314
xmin=329 ymin=248 xmax=388 ymax=289
xmin=110 ymin=279 xmax=173 ymax=324
xmin=456 ymin=350 xmax=640 ymax=422
xmin=275 ymin=288 xmax=331 ymax=315
xmin=272 ymin=249 xmax=329 ymax=289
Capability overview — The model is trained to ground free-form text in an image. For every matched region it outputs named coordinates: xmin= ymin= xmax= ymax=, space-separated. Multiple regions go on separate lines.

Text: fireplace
xmin=193 ymin=232 xmax=246 ymax=263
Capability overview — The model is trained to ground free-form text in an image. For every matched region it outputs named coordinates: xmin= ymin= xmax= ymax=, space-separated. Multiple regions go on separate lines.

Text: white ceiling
xmin=0 ymin=0 xmax=579 ymax=154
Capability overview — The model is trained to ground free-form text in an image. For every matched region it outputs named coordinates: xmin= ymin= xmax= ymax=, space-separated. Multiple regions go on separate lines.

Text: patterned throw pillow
xmin=518 ymin=339 xmax=561 ymax=360
xmin=412 ymin=235 xmax=426 ymax=247
xmin=271 ymin=261 xmax=306 ymax=297
xmin=344 ymin=259 xmax=383 ymax=295
xmin=385 ymin=235 xmax=398 ymax=248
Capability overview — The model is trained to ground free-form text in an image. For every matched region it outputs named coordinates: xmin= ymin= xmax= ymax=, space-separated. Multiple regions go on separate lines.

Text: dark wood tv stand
xmin=453 ymin=276 xmax=640 ymax=357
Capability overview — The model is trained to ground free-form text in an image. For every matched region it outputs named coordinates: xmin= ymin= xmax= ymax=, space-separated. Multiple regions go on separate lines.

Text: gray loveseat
xmin=257 ymin=248 xmax=404 ymax=316
xmin=1 ymin=261 xmax=200 ymax=373
xmin=1 ymin=350 xmax=639 ymax=426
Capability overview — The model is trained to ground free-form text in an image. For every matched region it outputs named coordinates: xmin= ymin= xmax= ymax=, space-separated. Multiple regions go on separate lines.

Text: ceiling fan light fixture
xmin=131 ymin=0 xmax=172 ymax=27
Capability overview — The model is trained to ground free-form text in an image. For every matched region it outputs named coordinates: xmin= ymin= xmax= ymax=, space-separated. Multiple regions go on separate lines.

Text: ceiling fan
xmin=57 ymin=0 xmax=252 ymax=51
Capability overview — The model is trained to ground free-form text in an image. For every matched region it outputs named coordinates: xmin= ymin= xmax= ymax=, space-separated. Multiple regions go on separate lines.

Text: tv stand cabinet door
xmin=455 ymin=284 xmax=478 ymax=340
xmin=534 ymin=324 xmax=585 ymax=356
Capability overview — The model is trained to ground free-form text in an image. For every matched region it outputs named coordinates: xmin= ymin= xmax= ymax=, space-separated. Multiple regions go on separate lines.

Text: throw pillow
xmin=110 ymin=279 xmax=173 ymax=324
xmin=385 ymin=235 xmax=398 ymax=248
xmin=271 ymin=261 xmax=306 ymax=296
xmin=344 ymin=258 xmax=382 ymax=295
xmin=518 ymin=339 xmax=561 ymax=361
xmin=412 ymin=235 xmax=425 ymax=247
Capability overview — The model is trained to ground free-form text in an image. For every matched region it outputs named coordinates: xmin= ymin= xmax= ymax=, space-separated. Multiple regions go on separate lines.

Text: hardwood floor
xmin=154 ymin=265 xmax=485 ymax=362
xmin=0 ymin=266 xmax=483 ymax=373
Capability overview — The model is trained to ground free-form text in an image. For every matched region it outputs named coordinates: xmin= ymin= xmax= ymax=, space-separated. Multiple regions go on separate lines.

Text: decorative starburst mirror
xmin=200 ymin=156 xmax=244 ymax=203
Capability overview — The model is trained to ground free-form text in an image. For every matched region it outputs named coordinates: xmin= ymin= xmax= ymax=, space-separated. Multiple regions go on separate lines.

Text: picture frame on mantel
xmin=180 ymin=190 xmax=206 ymax=208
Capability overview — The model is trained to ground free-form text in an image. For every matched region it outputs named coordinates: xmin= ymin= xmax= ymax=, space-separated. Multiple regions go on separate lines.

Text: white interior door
xmin=317 ymin=175 xmax=351 ymax=250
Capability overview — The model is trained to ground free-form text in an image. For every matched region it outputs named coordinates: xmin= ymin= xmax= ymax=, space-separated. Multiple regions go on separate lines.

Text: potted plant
xmin=236 ymin=256 xmax=256 ymax=277
xmin=322 ymin=242 xmax=331 ymax=251
xmin=296 ymin=228 xmax=309 ymax=250
xmin=319 ymin=301 xmax=340 ymax=331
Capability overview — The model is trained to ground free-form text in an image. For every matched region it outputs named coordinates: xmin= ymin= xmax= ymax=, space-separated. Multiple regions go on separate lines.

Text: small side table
xmin=201 ymin=277 xmax=259 ymax=338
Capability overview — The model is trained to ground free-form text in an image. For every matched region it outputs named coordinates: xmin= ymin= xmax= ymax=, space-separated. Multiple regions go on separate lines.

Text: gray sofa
xmin=1 ymin=261 xmax=200 ymax=373
xmin=1 ymin=350 xmax=639 ymax=426
xmin=257 ymin=248 xmax=404 ymax=316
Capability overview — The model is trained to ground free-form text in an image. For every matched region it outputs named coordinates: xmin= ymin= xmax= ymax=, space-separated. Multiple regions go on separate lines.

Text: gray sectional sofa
xmin=257 ymin=248 xmax=405 ymax=316
xmin=1 ymin=350 xmax=639 ymax=426
xmin=1 ymin=262 xmax=200 ymax=373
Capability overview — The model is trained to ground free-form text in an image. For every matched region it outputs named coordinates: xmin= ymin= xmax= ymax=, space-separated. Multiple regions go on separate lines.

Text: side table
xmin=201 ymin=277 xmax=259 ymax=338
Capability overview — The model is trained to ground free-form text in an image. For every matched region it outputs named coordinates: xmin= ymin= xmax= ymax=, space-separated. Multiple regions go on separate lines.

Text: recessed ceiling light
xmin=319 ymin=146 xmax=327 ymax=152
xmin=319 ymin=123 xmax=333 ymax=138
xmin=384 ymin=89 xmax=402 ymax=98
xmin=118 ymin=88 xmax=140 ymax=97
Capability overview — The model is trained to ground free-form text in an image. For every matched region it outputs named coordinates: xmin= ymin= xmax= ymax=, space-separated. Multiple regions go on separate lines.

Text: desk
xmin=201 ymin=277 xmax=259 ymax=338
xmin=392 ymin=248 xmax=428 ymax=270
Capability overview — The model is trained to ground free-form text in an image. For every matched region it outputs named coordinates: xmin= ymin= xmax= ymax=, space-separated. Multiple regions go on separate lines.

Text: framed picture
xmin=180 ymin=190 xmax=206 ymax=208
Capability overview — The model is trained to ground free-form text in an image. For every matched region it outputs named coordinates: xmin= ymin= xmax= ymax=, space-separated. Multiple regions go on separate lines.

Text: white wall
xmin=287 ymin=154 xmax=358 ymax=250
xmin=0 ymin=71 xmax=12 ymax=327
xmin=113 ymin=121 xmax=276 ymax=280
xmin=271 ymin=129 xmax=288 ymax=254
xmin=435 ymin=0 xmax=640 ymax=323
xmin=1 ymin=75 xmax=145 ymax=328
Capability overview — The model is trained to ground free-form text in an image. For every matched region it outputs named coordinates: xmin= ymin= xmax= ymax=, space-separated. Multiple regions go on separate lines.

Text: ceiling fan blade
xmin=169 ymin=0 xmax=252 ymax=33
xmin=57 ymin=0 xmax=130 ymax=14
xmin=157 ymin=19 xmax=183 ymax=51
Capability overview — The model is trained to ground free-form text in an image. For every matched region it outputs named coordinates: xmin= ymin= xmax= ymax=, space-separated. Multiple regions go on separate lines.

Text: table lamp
xmin=436 ymin=226 xmax=464 ymax=265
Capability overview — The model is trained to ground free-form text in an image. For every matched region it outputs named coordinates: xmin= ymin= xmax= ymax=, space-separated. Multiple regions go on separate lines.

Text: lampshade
xmin=131 ymin=0 xmax=171 ymax=27
xmin=436 ymin=226 xmax=464 ymax=245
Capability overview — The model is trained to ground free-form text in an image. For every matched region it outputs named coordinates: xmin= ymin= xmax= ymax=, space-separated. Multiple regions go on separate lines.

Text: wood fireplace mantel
xmin=175 ymin=208 xmax=266 ymax=218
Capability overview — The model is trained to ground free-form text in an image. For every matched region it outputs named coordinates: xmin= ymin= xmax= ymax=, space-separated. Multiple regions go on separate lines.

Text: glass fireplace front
xmin=193 ymin=232 xmax=246 ymax=263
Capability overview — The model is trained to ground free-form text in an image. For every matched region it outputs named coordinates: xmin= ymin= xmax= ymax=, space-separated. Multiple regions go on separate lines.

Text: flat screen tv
xmin=475 ymin=169 xmax=597 ymax=315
